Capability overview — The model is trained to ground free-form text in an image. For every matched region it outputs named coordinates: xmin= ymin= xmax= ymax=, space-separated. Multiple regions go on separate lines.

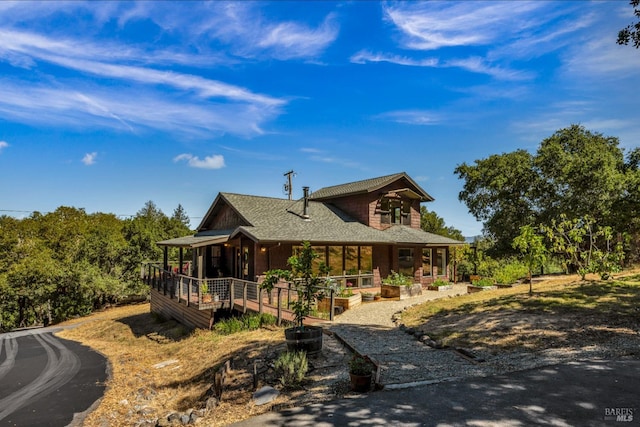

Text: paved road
xmin=0 ymin=327 xmax=107 ymax=427
xmin=231 ymin=359 xmax=640 ymax=426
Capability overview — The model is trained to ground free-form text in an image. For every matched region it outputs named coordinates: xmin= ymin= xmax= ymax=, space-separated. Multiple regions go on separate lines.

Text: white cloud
xmin=82 ymin=152 xmax=97 ymax=165
xmin=174 ymin=153 xmax=225 ymax=169
xmin=351 ymin=50 xmax=531 ymax=81
xmin=0 ymin=141 xmax=8 ymax=153
xmin=351 ymin=50 xmax=438 ymax=67
xmin=375 ymin=110 xmax=442 ymax=126
xmin=0 ymin=79 xmax=280 ymax=138
xmin=193 ymin=4 xmax=339 ymax=60
xmin=383 ymin=1 xmax=545 ymax=51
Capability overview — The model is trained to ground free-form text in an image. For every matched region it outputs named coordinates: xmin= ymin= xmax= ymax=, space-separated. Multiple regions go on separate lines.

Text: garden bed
xmin=381 ymin=283 xmax=423 ymax=299
xmin=318 ymin=293 xmax=362 ymax=312
xmin=427 ymin=284 xmax=453 ymax=291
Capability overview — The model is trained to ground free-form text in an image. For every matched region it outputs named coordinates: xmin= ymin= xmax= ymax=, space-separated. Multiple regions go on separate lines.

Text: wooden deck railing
xmin=142 ymin=264 xmax=338 ymax=324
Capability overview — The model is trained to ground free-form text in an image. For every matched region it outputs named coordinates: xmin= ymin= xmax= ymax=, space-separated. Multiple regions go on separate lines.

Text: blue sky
xmin=1 ymin=1 xmax=639 ymax=236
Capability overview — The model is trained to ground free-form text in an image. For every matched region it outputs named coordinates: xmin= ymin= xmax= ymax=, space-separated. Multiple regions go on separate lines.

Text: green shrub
xmin=432 ymin=279 xmax=450 ymax=287
xmin=214 ymin=313 xmax=277 ymax=335
xmin=493 ymin=259 xmax=528 ymax=284
xmin=472 ymin=278 xmax=495 ymax=287
xmin=274 ymin=350 xmax=308 ymax=388
xmin=259 ymin=313 xmax=277 ymax=326
xmin=382 ymin=271 xmax=413 ymax=287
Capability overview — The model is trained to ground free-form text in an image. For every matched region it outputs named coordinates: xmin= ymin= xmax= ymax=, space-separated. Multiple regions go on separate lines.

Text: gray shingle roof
xmin=309 ymin=172 xmax=434 ymax=202
xmin=382 ymin=225 xmax=465 ymax=245
xmin=221 ymin=193 xmax=391 ymax=243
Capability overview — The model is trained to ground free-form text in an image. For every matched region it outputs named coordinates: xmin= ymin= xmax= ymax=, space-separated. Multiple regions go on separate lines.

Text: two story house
xmin=158 ymin=172 xmax=464 ymax=289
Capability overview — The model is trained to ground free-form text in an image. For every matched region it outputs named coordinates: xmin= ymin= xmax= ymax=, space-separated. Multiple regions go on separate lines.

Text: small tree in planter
xmin=348 ymin=354 xmax=375 ymax=392
xmin=261 ymin=241 xmax=329 ymax=355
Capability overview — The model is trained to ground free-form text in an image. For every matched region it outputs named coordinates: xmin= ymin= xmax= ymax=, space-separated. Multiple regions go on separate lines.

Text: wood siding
xmin=150 ymin=289 xmax=214 ymax=329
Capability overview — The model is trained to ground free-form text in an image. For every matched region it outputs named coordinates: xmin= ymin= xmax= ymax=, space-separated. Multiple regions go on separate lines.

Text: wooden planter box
xmin=381 ymin=284 xmax=423 ymax=300
xmin=467 ymin=285 xmax=497 ymax=293
xmin=427 ymin=284 xmax=453 ymax=291
xmin=318 ymin=293 xmax=362 ymax=312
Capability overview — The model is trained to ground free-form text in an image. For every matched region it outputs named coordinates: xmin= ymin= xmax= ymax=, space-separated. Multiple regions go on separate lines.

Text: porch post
xmin=198 ymin=247 xmax=204 ymax=279
xmin=179 ymin=248 xmax=184 ymax=275
xmin=163 ymin=246 xmax=169 ymax=271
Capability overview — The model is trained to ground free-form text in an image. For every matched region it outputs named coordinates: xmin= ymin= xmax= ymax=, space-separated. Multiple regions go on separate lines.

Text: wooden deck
xmin=145 ymin=265 xmax=331 ymax=329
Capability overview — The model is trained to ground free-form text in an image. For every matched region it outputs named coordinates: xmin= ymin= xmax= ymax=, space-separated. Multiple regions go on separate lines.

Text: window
xmin=422 ymin=248 xmax=432 ymax=276
xmin=399 ymin=248 xmax=414 ymax=276
xmin=328 ymin=246 xmax=343 ymax=276
xmin=436 ymin=248 xmax=446 ymax=276
xmin=380 ymin=197 xmax=411 ymax=225
xmin=345 ymin=246 xmax=358 ymax=275
xmin=360 ymin=246 xmax=372 ymax=274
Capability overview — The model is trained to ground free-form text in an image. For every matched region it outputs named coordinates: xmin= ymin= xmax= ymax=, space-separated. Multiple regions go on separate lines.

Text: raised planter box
xmin=318 ymin=293 xmax=362 ymax=312
xmin=427 ymin=284 xmax=453 ymax=291
xmin=467 ymin=285 xmax=497 ymax=293
xmin=381 ymin=284 xmax=423 ymax=300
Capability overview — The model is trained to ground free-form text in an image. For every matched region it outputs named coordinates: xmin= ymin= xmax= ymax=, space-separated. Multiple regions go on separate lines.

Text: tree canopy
xmin=618 ymin=0 xmax=640 ymax=49
xmin=420 ymin=207 xmax=464 ymax=241
xmin=455 ymin=125 xmax=638 ymax=259
xmin=0 ymin=202 xmax=192 ymax=331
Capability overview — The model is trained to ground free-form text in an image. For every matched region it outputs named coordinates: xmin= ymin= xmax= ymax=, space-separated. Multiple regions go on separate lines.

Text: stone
xmin=205 ymin=397 xmax=218 ymax=414
xmin=180 ymin=414 xmax=190 ymax=425
xmin=253 ymin=385 xmax=280 ymax=406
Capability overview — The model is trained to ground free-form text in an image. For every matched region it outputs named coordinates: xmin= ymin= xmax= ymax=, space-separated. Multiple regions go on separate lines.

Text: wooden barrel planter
xmin=285 ymin=326 xmax=323 ymax=356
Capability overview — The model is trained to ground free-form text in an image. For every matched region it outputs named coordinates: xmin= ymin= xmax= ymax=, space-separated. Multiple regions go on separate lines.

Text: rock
xmin=156 ymin=417 xmax=171 ymax=427
xmin=167 ymin=412 xmax=181 ymax=424
xmin=253 ymin=385 xmax=280 ymax=406
xmin=419 ymin=335 xmax=431 ymax=342
xmin=405 ymin=327 xmax=416 ymax=335
xmin=180 ymin=414 xmax=190 ymax=425
xmin=205 ymin=397 xmax=218 ymax=414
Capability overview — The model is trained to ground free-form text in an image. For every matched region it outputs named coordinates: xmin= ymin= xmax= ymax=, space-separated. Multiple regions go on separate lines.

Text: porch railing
xmin=142 ymin=263 xmax=339 ymax=323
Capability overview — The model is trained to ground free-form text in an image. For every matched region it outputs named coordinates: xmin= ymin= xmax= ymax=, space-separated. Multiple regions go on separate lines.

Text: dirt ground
xmin=402 ymin=271 xmax=640 ymax=359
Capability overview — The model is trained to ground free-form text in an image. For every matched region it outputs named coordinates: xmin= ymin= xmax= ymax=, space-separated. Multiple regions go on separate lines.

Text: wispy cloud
xmin=0 ymin=81 xmax=279 ymax=137
xmin=375 ymin=110 xmax=442 ymax=126
xmin=351 ymin=50 xmax=531 ymax=81
xmin=351 ymin=50 xmax=438 ymax=67
xmin=82 ymin=152 xmax=97 ymax=165
xmin=191 ymin=3 xmax=339 ymax=60
xmin=0 ymin=141 xmax=8 ymax=153
xmin=383 ymin=1 xmax=545 ymax=51
xmin=174 ymin=153 xmax=225 ymax=169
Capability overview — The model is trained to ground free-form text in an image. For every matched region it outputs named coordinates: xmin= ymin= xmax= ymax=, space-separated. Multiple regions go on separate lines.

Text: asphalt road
xmin=0 ymin=327 xmax=107 ymax=427
xmin=232 ymin=359 xmax=640 ymax=427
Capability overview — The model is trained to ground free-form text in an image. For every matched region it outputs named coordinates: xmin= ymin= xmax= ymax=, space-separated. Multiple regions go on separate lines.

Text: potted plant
xmin=200 ymin=282 xmax=212 ymax=303
xmin=361 ymin=292 xmax=375 ymax=302
xmin=348 ymin=354 xmax=374 ymax=392
xmin=261 ymin=241 xmax=329 ymax=356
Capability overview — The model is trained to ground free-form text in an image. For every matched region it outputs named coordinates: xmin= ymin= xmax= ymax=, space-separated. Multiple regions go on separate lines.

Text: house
xmin=157 ymin=172 xmax=464 ymax=290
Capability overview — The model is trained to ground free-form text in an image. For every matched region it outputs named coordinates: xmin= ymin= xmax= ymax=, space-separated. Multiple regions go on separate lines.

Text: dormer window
xmin=380 ymin=197 xmax=411 ymax=225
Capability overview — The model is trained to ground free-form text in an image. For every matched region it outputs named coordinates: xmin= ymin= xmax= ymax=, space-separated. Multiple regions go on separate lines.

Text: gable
xmin=309 ymin=172 xmax=434 ymax=202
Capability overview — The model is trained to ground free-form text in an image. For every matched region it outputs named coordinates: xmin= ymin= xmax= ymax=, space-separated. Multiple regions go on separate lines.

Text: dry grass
xmin=402 ymin=270 xmax=640 ymax=354
xmin=56 ymin=304 xmax=303 ymax=426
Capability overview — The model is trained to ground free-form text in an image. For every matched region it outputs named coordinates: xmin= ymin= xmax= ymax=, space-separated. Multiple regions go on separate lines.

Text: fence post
xmin=287 ymin=282 xmax=291 ymax=309
xmin=243 ymin=282 xmax=248 ymax=314
xmin=258 ymin=288 xmax=263 ymax=314
xmin=277 ymin=287 xmax=282 ymax=326
xmin=229 ymin=280 xmax=235 ymax=313
xmin=330 ymin=288 xmax=335 ymax=321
